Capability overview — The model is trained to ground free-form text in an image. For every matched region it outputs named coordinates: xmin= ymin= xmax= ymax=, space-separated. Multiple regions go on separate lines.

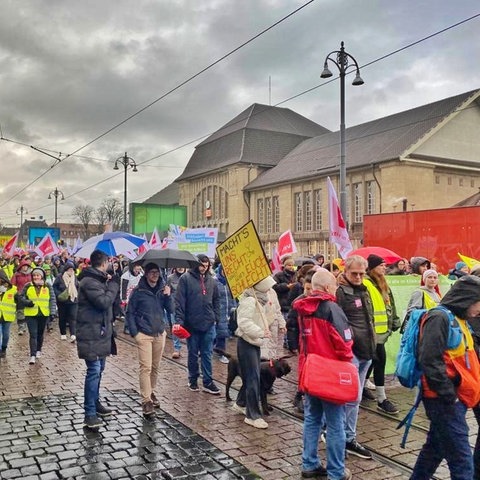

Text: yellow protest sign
xmin=216 ymin=220 xmax=271 ymax=298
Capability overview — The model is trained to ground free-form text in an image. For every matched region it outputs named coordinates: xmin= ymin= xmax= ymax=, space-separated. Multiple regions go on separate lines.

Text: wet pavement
xmin=0 ymin=322 xmax=475 ymax=479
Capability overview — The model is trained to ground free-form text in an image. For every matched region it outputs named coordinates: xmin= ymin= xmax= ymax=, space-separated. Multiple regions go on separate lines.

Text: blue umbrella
xmin=75 ymin=231 xmax=146 ymax=258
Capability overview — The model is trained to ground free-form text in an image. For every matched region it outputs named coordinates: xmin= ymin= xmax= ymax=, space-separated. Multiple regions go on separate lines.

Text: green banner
xmin=385 ymin=275 xmax=454 ymax=374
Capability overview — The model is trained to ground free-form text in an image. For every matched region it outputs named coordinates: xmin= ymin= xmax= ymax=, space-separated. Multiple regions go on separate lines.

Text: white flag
xmin=327 ymin=177 xmax=353 ymax=258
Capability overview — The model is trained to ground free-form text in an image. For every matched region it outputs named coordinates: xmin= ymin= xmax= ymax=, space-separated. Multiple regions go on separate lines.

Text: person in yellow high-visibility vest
xmin=0 ymin=270 xmax=17 ymax=358
xmin=19 ymin=267 xmax=57 ymax=365
xmin=363 ymin=254 xmax=401 ymax=415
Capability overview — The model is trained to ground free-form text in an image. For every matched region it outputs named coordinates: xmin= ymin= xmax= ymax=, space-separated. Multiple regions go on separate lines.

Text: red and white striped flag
xmin=34 ymin=232 xmax=60 ymax=258
xmin=327 ymin=177 xmax=352 ymax=258
xmin=2 ymin=232 xmax=19 ymax=257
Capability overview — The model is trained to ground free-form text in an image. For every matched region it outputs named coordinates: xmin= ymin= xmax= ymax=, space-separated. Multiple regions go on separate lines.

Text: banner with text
xmin=216 ymin=220 xmax=271 ymax=298
xmin=166 ymin=225 xmax=218 ymax=258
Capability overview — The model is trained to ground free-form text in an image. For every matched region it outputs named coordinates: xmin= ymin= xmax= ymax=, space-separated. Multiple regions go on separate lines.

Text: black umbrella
xmin=133 ymin=248 xmax=200 ymax=269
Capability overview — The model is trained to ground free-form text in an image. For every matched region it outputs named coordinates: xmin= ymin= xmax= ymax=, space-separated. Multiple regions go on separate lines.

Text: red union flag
xmin=34 ymin=232 xmax=60 ymax=258
xmin=2 ymin=232 xmax=19 ymax=257
xmin=278 ymin=230 xmax=297 ymax=259
xmin=149 ymin=227 xmax=161 ymax=250
xmin=137 ymin=233 xmax=149 ymax=254
xmin=327 ymin=177 xmax=352 ymax=258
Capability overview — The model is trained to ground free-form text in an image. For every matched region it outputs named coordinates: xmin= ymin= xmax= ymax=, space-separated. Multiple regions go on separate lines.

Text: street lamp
xmin=16 ymin=205 xmax=28 ymax=242
xmin=320 ymin=41 xmax=364 ymax=224
xmin=48 ymin=188 xmax=64 ymax=228
xmin=113 ymin=152 xmax=138 ymax=231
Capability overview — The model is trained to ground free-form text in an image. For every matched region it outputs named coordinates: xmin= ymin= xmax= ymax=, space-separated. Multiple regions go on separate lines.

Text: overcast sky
xmin=0 ymin=0 xmax=479 ymax=229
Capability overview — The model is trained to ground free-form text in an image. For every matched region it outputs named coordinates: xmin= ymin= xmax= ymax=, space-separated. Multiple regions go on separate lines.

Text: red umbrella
xmin=348 ymin=246 xmax=403 ymax=265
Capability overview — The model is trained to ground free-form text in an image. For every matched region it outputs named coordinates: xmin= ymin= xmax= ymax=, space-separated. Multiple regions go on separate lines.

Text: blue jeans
xmin=0 ymin=320 xmax=12 ymax=351
xmin=84 ymin=358 xmax=106 ymax=417
xmin=236 ymin=337 xmax=262 ymax=420
xmin=345 ymin=356 xmax=371 ymax=442
xmin=411 ymin=398 xmax=472 ymax=480
xmin=167 ymin=311 xmax=181 ymax=351
xmin=186 ymin=324 xmax=215 ymax=386
xmin=303 ymin=394 xmax=346 ymax=480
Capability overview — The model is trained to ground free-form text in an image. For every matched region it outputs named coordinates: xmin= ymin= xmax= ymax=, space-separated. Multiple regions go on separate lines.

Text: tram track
xmin=117 ymin=334 xmax=444 ymax=479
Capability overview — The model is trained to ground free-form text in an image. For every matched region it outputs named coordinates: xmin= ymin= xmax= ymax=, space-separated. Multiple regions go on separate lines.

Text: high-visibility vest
xmin=363 ymin=278 xmax=388 ymax=334
xmin=24 ymin=285 xmax=50 ymax=317
xmin=0 ymin=285 xmax=17 ymax=322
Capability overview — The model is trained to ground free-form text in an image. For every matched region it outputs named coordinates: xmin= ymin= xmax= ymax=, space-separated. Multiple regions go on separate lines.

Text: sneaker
xmin=35 ymin=351 xmax=42 ymax=358
xmin=218 ymin=355 xmax=229 ymax=364
xmin=172 ymin=351 xmax=181 ymax=359
xmin=202 ymin=382 xmax=221 ymax=395
xmin=231 ymin=403 xmax=246 ymax=415
xmin=96 ymin=402 xmax=113 ymax=417
xmin=327 ymin=468 xmax=352 ymax=480
xmin=83 ymin=415 xmax=103 ymax=430
xmin=29 ymin=356 xmax=36 ymax=365
xmin=346 ymin=439 xmax=372 ymax=459
xmin=70 ymin=335 xmax=76 ymax=343
xmin=0 ymin=350 xmax=6 ymax=358
xmin=142 ymin=400 xmax=155 ymax=417
xmin=244 ymin=417 xmax=268 ymax=429
xmin=320 ymin=431 xmax=326 ymax=443
xmin=362 ymin=388 xmax=376 ymax=401
xmin=377 ymin=399 xmax=399 ymax=415
xmin=61 ymin=335 xmax=67 ymax=340
xmin=293 ymin=393 xmax=304 ymax=414
xmin=188 ymin=380 xmax=199 ymax=392
xmin=301 ymin=464 xmax=328 ymax=478
xmin=151 ymin=393 xmax=160 ymax=408
xmin=266 ymin=387 xmax=276 ymax=395
xmin=365 ymin=379 xmax=376 ymax=390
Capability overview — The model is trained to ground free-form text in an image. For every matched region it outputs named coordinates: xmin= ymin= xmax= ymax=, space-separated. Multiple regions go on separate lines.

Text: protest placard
xmin=216 ymin=220 xmax=271 ymax=298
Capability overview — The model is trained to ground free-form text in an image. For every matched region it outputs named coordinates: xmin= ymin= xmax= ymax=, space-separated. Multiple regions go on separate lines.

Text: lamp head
xmin=113 ymin=161 xmax=119 ymax=170
xmin=132 ymin=165 xmax=138 ymax=172
xmin=320 ymin=64 xmax=333 ymax=79
xmin=352 ymin=71 xmax=364 ymax=86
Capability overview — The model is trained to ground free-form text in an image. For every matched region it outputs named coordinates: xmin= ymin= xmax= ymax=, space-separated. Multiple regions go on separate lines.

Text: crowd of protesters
xmin=1 ymin=247 xmax=480 ymax=480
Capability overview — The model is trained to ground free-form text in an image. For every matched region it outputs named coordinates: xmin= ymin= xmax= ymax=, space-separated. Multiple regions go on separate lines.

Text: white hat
xmin=253 ymin=276 xmax=276 ymax=293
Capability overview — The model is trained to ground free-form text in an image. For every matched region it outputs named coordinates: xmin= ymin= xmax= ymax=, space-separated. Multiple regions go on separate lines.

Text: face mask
xmin=0 ymin=286 xmax=7 ymax=294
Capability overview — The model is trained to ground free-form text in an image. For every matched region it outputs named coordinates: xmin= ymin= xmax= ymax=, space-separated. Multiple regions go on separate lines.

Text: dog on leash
xmin=214 ymin=348 xmax=291 ymax=415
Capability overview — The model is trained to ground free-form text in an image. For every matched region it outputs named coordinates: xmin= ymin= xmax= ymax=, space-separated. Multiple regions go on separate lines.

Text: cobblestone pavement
xmin=1 ymin=322 xmax=474 ymax=479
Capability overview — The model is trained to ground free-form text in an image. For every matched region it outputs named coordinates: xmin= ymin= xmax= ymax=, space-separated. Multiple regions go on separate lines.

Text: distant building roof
xmin=245 ymin=89 xmax=480 ymax=190
xmin=453 ymin=190 xmax=480 ymax=206
xmin=176 ymin=103 xmax=329 ymax=182
xmin=144 ymin=182 xmax=180 ymax=205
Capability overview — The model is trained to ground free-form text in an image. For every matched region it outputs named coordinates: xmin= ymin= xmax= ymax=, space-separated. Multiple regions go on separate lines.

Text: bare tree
xmin=72 ymin=205 xmax=95 ymax=238
xmin=95 ymin=197 xmax=123 ymax=232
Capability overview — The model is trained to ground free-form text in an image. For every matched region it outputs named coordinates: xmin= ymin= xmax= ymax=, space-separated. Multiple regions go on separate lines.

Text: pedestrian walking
xmin=10 ymin=259 xmax=31 ymax=335
xmin=166 ymin=267 xmax=185 ymax=358
xmin=19 ymin=267 xmax=56 ymax=365
xmin=363 ymin=254 xmax=401 ymax=414
xmin=411 ymin=275 xmax=480 ymax=480
xmin=295 ymin=269 xmax=353 ymax=480
xmin=175 ymin=254 xmax=221 ymax=395
xmin=53 ymin=261 xmax=79 ymax=342
xmin=76 ymin=250 xmax=119 ymax=431
xmin=126 ymin=263 xmax=172 ymax=417
xmin=0 ymin=270 xmax=17 ymax=358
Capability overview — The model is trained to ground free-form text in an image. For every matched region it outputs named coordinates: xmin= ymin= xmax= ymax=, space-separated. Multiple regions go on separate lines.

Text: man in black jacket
xmin=175 ymin=254 xmax=220 ymax=394
xmin=77 ymin=250 xmax=119 ymax=431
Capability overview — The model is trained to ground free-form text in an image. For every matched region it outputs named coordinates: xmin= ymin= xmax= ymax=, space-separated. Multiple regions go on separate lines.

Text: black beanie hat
xmin=367 ymin=254 xmax=385 ymax=270
xmin=144 ymin=263 xmax=160 ymax=274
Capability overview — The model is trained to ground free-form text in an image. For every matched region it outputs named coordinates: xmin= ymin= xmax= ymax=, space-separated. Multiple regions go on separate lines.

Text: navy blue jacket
xmin=175 ymin=268 xmax=220 ymax=332
xmin=126 ymin=276 xmax=172 ymax=337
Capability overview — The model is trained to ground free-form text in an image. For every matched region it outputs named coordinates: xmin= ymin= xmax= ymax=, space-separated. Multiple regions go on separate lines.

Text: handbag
xmin=299 ymin=353 xmax=359 ymax=404
xmin=57 ymin=289 xmax=69 ymax=302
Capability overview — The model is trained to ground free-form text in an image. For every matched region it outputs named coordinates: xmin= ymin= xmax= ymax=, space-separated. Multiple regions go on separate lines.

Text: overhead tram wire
xmin=1 ymin=10 xmax=479 ymax=213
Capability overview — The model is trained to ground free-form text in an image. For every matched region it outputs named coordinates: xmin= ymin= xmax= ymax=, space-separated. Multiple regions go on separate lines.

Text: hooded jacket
xmin=336 ymin=273 xmax=376 ymax=361
xmin=76 ymin=267 xmax=119 ymax=361
xmin=293 ymin=291 xmax=353 ymax=377
xmin=410 ymin=257 xmax=430 ymax=275
xmin=175 ymin=265 xmax=220 ymax=332
xmin=126 ymin=275 xmax=172 ymax=337
xmin=419 ymin=275 xmax=480 ymax=405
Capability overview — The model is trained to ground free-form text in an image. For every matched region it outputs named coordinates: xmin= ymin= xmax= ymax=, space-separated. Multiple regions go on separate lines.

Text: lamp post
xmin=113 ymin=152 xmax=138 ymax=232
xmin=48 ymin=188 xmax=64 ymax=228
xmin=320 ymin=41 xmax=364 ymax=223
xmin=16 ymin=205 xmax=28 ymax=242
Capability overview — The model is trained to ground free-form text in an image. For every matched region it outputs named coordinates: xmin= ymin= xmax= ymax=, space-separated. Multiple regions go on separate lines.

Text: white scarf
xmin=63 ymin=270 xmax=78 ymax=302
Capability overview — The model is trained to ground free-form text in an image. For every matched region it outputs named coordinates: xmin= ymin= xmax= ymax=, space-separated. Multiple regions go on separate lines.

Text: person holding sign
xmin=232 ymin=276 xmax=276 ymax=429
